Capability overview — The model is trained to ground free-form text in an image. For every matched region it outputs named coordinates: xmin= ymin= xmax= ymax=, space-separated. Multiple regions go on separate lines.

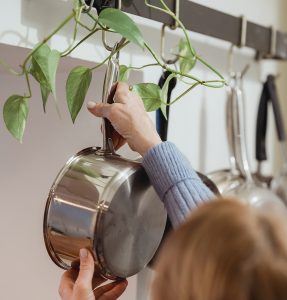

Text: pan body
xmin=44 ymin=147 xmax=167 ymax=279
xmin=207 ymin=169 xmax=244 ymax=195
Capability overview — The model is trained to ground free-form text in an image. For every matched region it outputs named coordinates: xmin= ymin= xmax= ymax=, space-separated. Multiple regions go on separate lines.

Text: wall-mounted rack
xmin=86 ymin=0 xmax=287 ymax=60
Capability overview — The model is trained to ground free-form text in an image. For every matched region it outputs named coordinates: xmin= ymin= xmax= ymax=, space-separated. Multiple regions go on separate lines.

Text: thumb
xmin=74 ymin=249 xmax=94 ymax=297
xmin=87 ymin=102 xmax=111 ymax=118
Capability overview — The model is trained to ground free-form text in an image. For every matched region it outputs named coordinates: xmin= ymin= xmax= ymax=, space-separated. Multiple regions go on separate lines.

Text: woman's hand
xmin=59 ymin=248 xmax=128 ymax=300
xmin=87 ymin=82 xmax=162 ymax=156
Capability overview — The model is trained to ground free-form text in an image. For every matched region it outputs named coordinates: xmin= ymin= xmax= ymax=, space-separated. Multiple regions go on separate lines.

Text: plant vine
xmin=1 ymin=0 xmax=226 ymax=142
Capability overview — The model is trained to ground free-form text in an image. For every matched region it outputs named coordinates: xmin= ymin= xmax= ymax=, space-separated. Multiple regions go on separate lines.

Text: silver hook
xmin=239 ymin=15 xmax=247 ymax=48
xmin=160 ymin=0 xmax=180 ymax=65
xmin=160 ymin=24 xmax=179 ymax=65
xmin=81 ymin=0 xmax=95 ymax=13
xmin=269 ymin=26 xmax=277 ymax=58
xmin=101 ymin=0 xmax=125 ymax=52
xmin=102 ymin=30 xmax=126 ymax=51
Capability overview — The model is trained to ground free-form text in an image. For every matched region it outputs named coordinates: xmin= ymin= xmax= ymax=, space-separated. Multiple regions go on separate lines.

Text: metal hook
xmin=160 ymin=0 xmax=180 ymax=65
xmin=228 ymin=44 xmax=235 ymax=76
xmin=102 ymin=30 xmax=126 ymax=51
xmin=269 ymin=26 xmax=277 ymax=58
xmin=101 ymin=0 xmax=125 ymax=52
xmin=82 ymin=0 xmax=95 ymax=13
xmin=228 ymin=44 xmax=250 ymax=80
xmin=160 ymin=24 xmax=179 ymax=65
xmin=239 ymin=15 xmax=247 ymax=48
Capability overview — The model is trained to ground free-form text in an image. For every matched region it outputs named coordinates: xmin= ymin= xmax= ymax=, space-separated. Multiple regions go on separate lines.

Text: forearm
xmin=142 ymin=142 xmax=214 ymax=227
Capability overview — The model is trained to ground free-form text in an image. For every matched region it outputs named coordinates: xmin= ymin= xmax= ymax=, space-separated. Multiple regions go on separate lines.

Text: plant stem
xmin=21 ymin=12 xmax=74 ymax=71
xmin=144 ymin=0 xmax=168 ymax=14
xmin=61 ymin=28 xmax=101 ymax=57
xmin=24 ymin=69 xmax=32 ymax=98
xmin=61 ymin=8 xmax=83 ymax=55
xmin=196 ymin=55 xmax=224 ymax=80
xmin=144 ymin=42 xmax=203 ymax=83
xmin=90 ymin=41 xmax=130 ymax=71
xmin=0 ymin=59 xmax=22 ymax=76
xmin=169 ymin=82 xmax=200 ymax=105
xmin=87 ymin=11 xmax=98 ymax=23
xmin=127 ymin=63 xmax=159 ymax=70
xmin=147 ymin=0 xmax=225 ymax=84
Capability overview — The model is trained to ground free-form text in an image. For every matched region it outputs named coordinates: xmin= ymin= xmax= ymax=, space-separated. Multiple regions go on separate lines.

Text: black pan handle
xmin=255 ymin=75 xmax=286 ymax=165
xmin=255 ymin=82 xmax=269 ymax=162
xmin=266 ymin=75 xmax=286 ymax=142
xmin=156 ymin=71 xmax=177 ymax=141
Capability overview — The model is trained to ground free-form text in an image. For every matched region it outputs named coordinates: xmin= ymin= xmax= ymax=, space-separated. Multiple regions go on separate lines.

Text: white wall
xmin=1 ymin=1 xmax=287 ymax=300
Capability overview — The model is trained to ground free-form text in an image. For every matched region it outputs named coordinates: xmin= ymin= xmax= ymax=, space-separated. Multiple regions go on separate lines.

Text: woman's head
xmin=152 ymin=198 xmax=287 ymax=300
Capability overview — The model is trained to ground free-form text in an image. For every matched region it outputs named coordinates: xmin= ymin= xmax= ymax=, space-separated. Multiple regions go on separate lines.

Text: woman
xmin=59 ymin=198 xmax=287 ymax=300
xmin=59 ymin=83 xmax=287 ymax=300
xmin=152 ymin=198 xmax=287 ymax=300
xmin=59 ymin=82 xmax=215 ymax=299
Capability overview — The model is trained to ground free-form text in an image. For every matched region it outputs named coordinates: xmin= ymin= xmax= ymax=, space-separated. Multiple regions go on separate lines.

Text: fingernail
xmin=80 ymin=248 xmax=88 ymax=258
xmin=87 ymin=101 xmax=97 ymax=109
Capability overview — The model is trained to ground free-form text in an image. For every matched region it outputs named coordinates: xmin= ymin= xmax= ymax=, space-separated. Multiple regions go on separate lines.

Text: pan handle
xmin=226 ymin=86 xmax=239 ymax=173
xmin=156 ymin=71 xmax=177 ymax=141
xmin=255 ymin=75 xmax=287 ymax=167
xmin=232 ymin=73 xmax=254 ymax=182
xmin=101 ymin=55 xmax=119 ymax=154
xmin=266 ymin=75 xmax=286 ymax=142
xmin=255 ymin=81 xmax=269 ymax=165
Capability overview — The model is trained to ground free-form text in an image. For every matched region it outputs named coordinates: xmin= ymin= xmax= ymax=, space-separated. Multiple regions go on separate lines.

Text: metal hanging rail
xmin=87 ymin=0 xmax=287 ymax=60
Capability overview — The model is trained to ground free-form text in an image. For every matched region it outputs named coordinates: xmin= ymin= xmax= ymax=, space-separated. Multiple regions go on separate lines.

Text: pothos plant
xmin=1 ymin=0 xmax=226 ymax=142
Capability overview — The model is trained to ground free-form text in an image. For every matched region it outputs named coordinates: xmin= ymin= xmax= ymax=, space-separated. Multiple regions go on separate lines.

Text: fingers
xmin=77 ymin=249 xmax=95 ymax=284
xmin=87 ymin=102 xmax=112 ymax=118
xmin=112 ymin=131 xmax=127 ymax=151
xmin=94 ymin=280 xmax=128 ymax=300
xmin=114 ymin=82 xmax=130 ymax=104
xmin=59 ymin=269 xmax=77 ymax=300
xmin=73 ymin=249 xmax=95 ymax=299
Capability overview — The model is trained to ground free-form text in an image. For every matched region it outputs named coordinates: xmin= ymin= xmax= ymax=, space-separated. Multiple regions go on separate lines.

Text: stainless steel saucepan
xmin=43 ymin=53 xmax=167 ymax=280
xmin=225 ymin=72 xmax=285 ymax=212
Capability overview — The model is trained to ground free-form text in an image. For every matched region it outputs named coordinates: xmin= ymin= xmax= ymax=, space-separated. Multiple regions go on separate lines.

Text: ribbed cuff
xmin=142 ymin=142 xmax=203 ymax=199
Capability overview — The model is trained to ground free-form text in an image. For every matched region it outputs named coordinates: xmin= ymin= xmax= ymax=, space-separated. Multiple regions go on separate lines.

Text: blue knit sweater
xmin=142 ymin=142 xmax=214 ymax=227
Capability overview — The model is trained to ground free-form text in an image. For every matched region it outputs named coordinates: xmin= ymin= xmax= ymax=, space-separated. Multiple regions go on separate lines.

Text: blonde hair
xmin=151 ymin=198 xmax=287 ymax=300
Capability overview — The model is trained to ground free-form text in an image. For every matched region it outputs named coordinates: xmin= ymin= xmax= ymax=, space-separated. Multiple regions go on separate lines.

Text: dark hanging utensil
xmin=255 ymin=75 xmax=287 ymax=204
xmin=255 ymin=78 xmax=273 ymax=186
xmin=156 ymin=71 xmax=177 ymax=141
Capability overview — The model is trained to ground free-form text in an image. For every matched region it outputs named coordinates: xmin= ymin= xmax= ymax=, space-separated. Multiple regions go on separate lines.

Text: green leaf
xmin=66 ymin=66 xmax=92 ymax=123
xmin=98 ymin=8 xmax=145 ymax=48
xmin=158 ymin=73 xmax=177 ymax=120
xmin=40 ymin=84 xmax=50 ymax=112
xmin=119 ymin=65 xmax=130 ymax=82
xmin=48 ymin=50 xmax=61 ymax=95
xmin=160 ymin=73 xmax=176 ymax=104
xmin=178 ymin=38 xmax=197 ymax=74
xmin=160 ymin=103 xmax=167 ymax=120
xmin=3 ymin=95 xmax=29 ymax=142
xmin=132 ymin=83 xmax=161 ymax=112
xmin=29 ymin=44 xmax=60 ymax=109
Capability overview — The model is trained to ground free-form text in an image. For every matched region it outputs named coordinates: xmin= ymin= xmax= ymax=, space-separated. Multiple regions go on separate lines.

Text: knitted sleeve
xmin=142 ymin=142 xmax=214 ymax=227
